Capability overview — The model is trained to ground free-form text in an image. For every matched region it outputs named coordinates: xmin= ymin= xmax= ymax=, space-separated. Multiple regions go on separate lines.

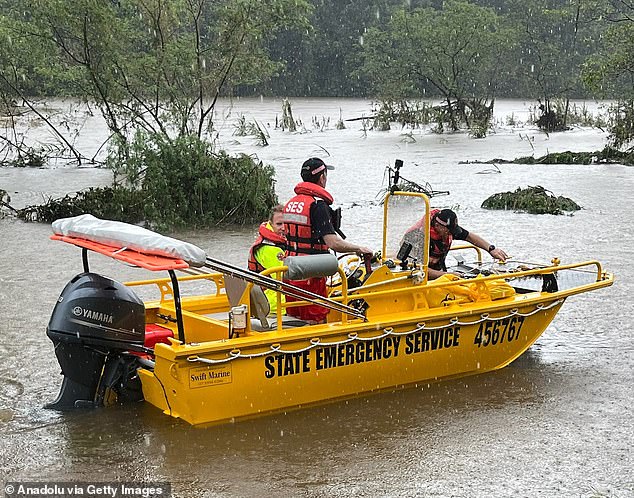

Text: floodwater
xmin=1 ymin=98 xmax=632 ymax=497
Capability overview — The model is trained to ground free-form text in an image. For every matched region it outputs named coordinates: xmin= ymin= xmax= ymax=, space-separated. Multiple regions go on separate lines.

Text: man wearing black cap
xmin=283 ymin=157 xmax=373 ymax=323
xmin=403 ymin=208 xmax=509 ymax=279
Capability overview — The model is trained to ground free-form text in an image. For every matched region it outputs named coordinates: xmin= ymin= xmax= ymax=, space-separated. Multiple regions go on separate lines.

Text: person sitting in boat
xmin=403 ymin=208 xmax=509 ymax=279
xmin=248 ymin=204 xmax=288 ymax=314
xmin=283 ymin=157 xmax=373 ymax=323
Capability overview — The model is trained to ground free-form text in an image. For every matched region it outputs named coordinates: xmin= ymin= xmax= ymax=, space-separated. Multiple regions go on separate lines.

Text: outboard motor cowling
xmin=46 ymin=272 xmax=146 ymax=410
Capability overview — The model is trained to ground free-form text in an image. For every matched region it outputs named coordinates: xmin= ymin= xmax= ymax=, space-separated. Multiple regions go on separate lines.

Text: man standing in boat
xmin=248 ymin=204 xmax=288 ymax=314
xmin=283 ymin=157 xmax=373 ymax=323
xmin=403 ymin=208 xmax=509 ymax=279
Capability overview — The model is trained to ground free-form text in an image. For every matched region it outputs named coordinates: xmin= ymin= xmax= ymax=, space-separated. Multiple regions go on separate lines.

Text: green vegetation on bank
xmin=17 ymin=136 xmax=277 ymax=228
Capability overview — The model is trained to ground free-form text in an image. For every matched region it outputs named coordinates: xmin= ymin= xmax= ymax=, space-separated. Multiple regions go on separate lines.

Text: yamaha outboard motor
xmin=46 ymin=273 xmax=146 ymax=409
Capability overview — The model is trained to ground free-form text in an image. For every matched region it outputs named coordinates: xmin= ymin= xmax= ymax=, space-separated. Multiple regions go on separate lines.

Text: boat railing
xmin=230 ymin=256 xmax=611 ymax=333
xmin=449 ymin=243 xmax=484 ymax=264
xmin=242 ymin=264 xmax=352 ymax=332
xmin=329 ymin=259 xmax=611 ymax=319
xmin=125 ymin=272 xmax=226 ymax=300
xmin=51 ymin=216 xmax=612 ymax=347
xmin=131 ymin=254 xmax=609 ymax=337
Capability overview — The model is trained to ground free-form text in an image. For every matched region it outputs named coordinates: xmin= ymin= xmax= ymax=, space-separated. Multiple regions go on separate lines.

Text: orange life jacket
xmin=283 ymin=182 xmax=334 ymax=256
xmin=247 ymin=222 xmax=287 ymax=273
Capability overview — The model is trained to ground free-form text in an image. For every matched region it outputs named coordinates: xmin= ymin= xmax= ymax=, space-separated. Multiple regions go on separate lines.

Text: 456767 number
xmin=474 ymin=316 xmax=525 ymax=347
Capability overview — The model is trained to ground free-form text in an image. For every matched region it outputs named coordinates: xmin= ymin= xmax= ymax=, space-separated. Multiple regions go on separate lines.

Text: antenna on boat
xmin=390 ymin=159 xmax=403 ymax=193
xmin=381 ymin=159 xmax=450 ymax=200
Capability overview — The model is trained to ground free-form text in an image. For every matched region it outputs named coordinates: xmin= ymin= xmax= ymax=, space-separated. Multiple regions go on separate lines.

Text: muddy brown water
xmin=1 ymin=99 xmax=632 ymax=497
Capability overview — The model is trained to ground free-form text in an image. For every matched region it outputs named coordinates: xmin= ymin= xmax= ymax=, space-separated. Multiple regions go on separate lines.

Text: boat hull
xmin=139 ymin=296 xmax=564 ymax=426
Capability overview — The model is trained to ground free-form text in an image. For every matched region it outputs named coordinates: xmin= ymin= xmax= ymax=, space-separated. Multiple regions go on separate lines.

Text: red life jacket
xmin=247 ymin=222 xmax=287 ymax=273
xmin=428 ymin=208 xmax=453 ymax=270
xmin=283 ymin=182 xmax=334 ymax=256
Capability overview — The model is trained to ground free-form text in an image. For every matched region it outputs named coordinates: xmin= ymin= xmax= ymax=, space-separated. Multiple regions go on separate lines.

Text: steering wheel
xmin=327 ymin=253 xmax=362 ymax=289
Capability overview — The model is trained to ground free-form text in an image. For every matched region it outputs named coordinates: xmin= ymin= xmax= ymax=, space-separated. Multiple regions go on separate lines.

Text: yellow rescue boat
xmin=45 ymin=192 xmax=614 ymax=426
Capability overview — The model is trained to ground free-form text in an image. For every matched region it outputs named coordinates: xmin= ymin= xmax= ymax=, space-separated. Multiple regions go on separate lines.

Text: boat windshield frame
xmin=382 ymin=191 xmax=431 ymax=283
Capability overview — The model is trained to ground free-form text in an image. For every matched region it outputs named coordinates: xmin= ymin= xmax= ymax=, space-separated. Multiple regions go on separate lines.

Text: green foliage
xmin=0 ymin=1 xmax=79 ymax=97
xmin=261 ymin=0 xmax=406 ymax=97
xmin=607 ymin=100 xmax=634 ymax=151
xmin=582 ymin=5 xmax=634 ymax=98
xmin=3 ymin=0 xmax=310 ymax=142
xmin=2 ymin=0 xmax=299 ymax=228
xmin=116 ymin=132 xmax=277 ymax=228
xmin=0 ymin=0 xmax=630 ymax=105
xmin=362 ymin=2 xmax=510 ymax=99
xmin=360 ymin=1 xmax=507 ymax=135
xmin=372 ymin=100 xmax=435 ymax=129
xmin=2 ymin=0 xmax=634 ymax=173
xmin=506 ymin=1 xmax=585 ymax=98
xmin=509 ymin=147 xmax=633 ymax=166
xmin=20 ymin=134 xmax=279 ymax=227
xmin=481 ymin=186 xmax=581 ymax=215
xmin=17 ymin=186 xmax=147 ymax=223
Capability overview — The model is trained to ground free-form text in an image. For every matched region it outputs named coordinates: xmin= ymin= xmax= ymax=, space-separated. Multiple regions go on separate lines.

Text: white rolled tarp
xmin=52 ymin=214 xmax=207 ymax=267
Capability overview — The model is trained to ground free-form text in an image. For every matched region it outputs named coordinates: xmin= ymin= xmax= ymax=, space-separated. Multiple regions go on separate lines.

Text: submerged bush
xmin=21 ymin=133 xmax=278 ymax=228
xmin=480 ymin=146 xmax=634 ymax=166
xmin=17 ymin=186 xmax=146 ymax=223
xmin=132 ymin=135 xmax=277 ymax=227
xmin=481 ymin=186 xmax=581 ymax=215
xmin=608 ymin=100 xmax=634 ymax=152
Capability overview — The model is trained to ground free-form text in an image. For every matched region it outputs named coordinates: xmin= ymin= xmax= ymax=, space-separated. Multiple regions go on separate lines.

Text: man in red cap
xmin=283 ymin=157 xmax=373 ymax=323
xmin=403 ymin=208 xmax=509 ymax=279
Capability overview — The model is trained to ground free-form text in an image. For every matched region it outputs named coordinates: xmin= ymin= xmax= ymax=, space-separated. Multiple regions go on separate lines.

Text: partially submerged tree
xmin=361 ymin=0 xmax=512 ymax=136
xmin=21 ymin=0 xmax=309 ymax=154
xmin=0 ymin=0 xmax=88 ymax=165
xmin=583 ymin=0 xmax=634 ymax=152
xmin=1 ymin=0 xmax=310 ymax=226
xmin=506 ymin=0 xmax=605 ymax=132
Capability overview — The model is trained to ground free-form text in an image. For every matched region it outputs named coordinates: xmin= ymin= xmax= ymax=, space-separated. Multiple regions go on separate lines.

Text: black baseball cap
xmin=301 ymin=157 xmax=334 ymax=181
xmin=434 ymin=209 xmax=458 ymax=231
